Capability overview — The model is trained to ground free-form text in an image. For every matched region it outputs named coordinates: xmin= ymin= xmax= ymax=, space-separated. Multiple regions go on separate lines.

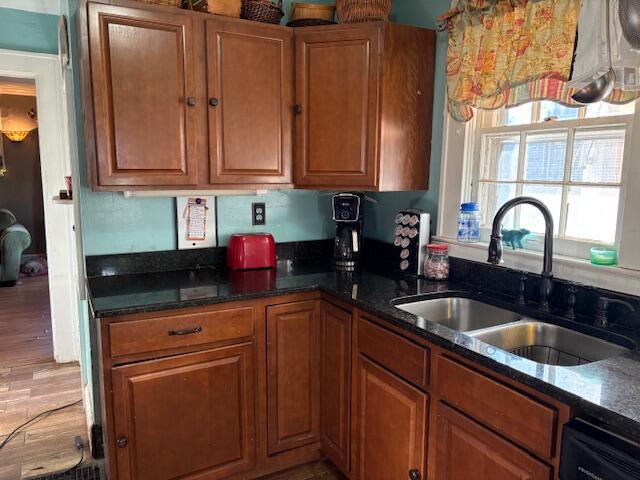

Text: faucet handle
xmin=595 ymin=296 xmax=635 ymax=328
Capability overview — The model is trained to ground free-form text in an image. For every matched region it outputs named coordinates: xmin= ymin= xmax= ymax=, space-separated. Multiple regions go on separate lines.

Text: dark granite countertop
xmin=87 ymin=260 xmax=640 ymax=440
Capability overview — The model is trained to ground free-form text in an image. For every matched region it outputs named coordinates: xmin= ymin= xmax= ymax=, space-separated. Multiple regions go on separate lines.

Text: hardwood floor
xmin=0 ymin=276 xmax=88 ymax=479
xmin=259 ymin=459 xmax=347 ymax=480
xmin=0 ymin=276 xmax=53 ymax=368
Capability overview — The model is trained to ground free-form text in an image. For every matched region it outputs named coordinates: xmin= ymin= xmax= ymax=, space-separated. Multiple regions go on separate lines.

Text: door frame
xmin=0 ymin=50 xmax=85 ymax=369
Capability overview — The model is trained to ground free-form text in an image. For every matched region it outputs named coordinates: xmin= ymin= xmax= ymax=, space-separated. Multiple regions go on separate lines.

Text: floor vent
xmin=26 ymin=464 xmax=103 ymax=480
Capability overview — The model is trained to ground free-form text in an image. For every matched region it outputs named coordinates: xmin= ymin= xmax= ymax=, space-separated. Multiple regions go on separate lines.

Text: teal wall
xmin=0 ymin=7 xmax=58 ymax=54
xmin=363 ymin=0 xmax=450 ymax=243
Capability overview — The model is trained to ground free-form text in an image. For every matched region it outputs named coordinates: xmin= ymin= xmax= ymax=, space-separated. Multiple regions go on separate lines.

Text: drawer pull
xmin=116 ymin=437 xmax=128 ymax=448
xmin=168 ymin=326 xmax=203 ymax=336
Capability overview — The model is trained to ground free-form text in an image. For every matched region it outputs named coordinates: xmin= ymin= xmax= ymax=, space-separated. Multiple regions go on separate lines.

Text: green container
xmin=590 ymin=248 xmax=618 ymax=266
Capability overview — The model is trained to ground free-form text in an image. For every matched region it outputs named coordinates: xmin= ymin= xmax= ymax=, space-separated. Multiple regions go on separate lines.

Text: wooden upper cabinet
xmin=319 ymin=302 xmax=352 ymax=474
xmin=206 ymin=19 xmax=293 ymax=185
xmin=294 ymin=24 xmax=380 ymax=189
xmin=355 ymin=355 xmax=428 ymax=480
xmin=87 ymin=2 xmax=199 ymax=187
xmin=111 ymin=344 xmax=256 ymax=480
xmin=266 ymin=300 xmax=320 ymax=455
xmin=436 ymin=403 xmax=552 ymax=480
xmin=294 ymin=22 xmax=435 ymax=191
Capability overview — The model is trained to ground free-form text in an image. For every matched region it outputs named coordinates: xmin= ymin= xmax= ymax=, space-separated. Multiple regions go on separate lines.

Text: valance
xmin=442 ymin=0 xmax=637 ymax=122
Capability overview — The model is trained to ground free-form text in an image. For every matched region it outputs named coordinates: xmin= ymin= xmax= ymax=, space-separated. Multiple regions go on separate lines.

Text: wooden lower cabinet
xmin=110 ymin=343 xmax=256 ymax=480
xmin=435 ymin=402 xmax=552 ymax=480
xmin=101 ymin=298 xmax=570 ymax=480
xmin=319 ymin=301 xmax=352 ymax=474
xmin=355 ymin=355 xmax=428 ymax=480
xmin=266 ymin=300 xmax=320 ymax=455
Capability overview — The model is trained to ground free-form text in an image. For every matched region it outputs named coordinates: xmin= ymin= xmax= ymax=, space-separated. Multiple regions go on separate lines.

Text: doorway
xmin=0 ymin=52 xmax=90 ymax=479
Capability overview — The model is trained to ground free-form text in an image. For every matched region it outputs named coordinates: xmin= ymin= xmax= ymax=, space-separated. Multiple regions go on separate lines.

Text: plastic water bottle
xmin=457 ymin=203 xmax=481 ymax=243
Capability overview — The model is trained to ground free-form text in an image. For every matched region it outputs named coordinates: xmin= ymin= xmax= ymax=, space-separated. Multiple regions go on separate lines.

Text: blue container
xmin=458 ymin=202 xmax=481 ymax=243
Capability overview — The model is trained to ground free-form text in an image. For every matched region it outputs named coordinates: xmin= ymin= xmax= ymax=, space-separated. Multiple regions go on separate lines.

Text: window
xmin=470 ymin=100 xmax=634 ymax=252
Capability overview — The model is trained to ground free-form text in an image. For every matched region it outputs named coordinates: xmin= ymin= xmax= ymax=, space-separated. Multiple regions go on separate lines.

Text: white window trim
xmin=472 ymin=113 xmax=632 ymax=257
xmin=437 ymin=102 xmax=640 ymax=296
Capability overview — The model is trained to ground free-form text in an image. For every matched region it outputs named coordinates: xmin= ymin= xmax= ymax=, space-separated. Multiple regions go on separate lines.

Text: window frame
xmin=466 ymin=108 xmax=634 ymax=259
xmin=436 ymin=100 xmax=640 ymax=294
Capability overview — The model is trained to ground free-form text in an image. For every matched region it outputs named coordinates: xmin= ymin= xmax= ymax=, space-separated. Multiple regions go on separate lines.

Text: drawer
xmin=109 ymin=306 xmax=255 ymax=358
xmin=437 ymin=356 xmax=558 ymax=459
xmin=358 ymin=317 xmax=429 ymax=389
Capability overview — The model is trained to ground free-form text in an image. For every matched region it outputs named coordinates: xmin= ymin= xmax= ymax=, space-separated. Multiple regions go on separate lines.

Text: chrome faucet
xmin=488 ymin=197 xmax=555 ymax=312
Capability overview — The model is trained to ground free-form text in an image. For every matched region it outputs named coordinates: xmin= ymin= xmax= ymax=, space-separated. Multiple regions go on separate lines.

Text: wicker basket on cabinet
xmin=209 ymin=0 xmax=242 ymax=17
xmin=136 ymin=0 xmax=182 ymax=6
xmin=290 ymin=3 xmax=336 ymax=22
xmin=241 ymin=0 xmax=284 ymax=24
xmin=335 ymin=0 xmax=392 ymax=23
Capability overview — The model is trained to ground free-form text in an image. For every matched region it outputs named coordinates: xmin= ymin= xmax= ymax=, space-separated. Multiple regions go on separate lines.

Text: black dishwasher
xmin=560 ymin=419 xmax=640 ymax=479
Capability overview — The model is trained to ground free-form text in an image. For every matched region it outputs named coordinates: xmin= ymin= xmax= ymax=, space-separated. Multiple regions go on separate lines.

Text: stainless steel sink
xmin=395 ymin=297 xmax=522 ymax=332
xmin=469 ymin=320 xmax=631 ymax=366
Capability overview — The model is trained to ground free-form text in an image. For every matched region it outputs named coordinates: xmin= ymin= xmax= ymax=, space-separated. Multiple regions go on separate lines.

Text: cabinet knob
xmin=116 ymin=437 xmax=128 ymax=448
xmin=209 ymin=97 xmax=219 ymax=107
xmin=186 ymin=97 xmax=197 ymax=107
xmin=409 ymin=469 xmax=421 ymax=480
xmin=294 ymin=104 xmax=303 ymax=114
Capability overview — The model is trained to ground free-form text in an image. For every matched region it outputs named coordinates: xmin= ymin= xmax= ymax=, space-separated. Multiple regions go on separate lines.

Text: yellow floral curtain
xmin=443 ymin=0 xmax=637 ymax=122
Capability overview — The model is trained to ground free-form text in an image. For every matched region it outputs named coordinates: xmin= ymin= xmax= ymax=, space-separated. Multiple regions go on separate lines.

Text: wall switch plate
xmin=252 ymin=202 xmax=266 ymax=226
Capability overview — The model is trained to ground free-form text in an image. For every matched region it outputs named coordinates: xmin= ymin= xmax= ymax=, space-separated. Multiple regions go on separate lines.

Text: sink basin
xmin=395 ymin=297 xmax=522 ymax=332
xmin=470 ymin=321 xmax=631 ymax=366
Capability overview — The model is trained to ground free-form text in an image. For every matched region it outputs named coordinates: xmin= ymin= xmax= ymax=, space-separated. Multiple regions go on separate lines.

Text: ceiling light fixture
xmin=3 ymin=130 xmax=30 ymax=142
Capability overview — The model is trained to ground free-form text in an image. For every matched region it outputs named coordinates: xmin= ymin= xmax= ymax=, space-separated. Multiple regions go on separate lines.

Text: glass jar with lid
xmin=424 ymin=244 xmax=449 ymax=280
xmin=457 ymin=202 xmax=481 ymax=243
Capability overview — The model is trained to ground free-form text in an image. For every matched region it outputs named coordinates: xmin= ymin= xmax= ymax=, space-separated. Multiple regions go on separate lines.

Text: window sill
xmin=434 ymin=236 xmax=640 ymax=296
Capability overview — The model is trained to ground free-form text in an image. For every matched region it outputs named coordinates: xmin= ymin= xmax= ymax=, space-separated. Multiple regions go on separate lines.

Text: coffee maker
xmin=332 ymin=193 xmax=363 ymax=271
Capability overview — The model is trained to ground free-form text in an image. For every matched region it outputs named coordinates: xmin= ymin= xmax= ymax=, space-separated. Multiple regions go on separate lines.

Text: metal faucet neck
xmin=488 ymin=197 xmax=554 ymax=276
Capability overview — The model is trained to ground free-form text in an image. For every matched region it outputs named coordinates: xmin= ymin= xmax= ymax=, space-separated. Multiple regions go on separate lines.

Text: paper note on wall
xmin=184 ymin=198 xmax=207 ymax=241
xmin=176 ymin=197 xmax=217 ymax=250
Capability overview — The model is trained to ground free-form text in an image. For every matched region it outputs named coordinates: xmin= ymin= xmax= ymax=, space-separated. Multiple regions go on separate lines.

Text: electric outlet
xmin=252 ymin=202 xmax=266 ymax=226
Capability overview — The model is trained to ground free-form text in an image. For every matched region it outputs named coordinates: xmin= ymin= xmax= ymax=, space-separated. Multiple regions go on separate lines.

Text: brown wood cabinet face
xmin=206 ymin=19 xmax=293 ymax=184
xmin=267 ymin=300 xmax=320 ymax=455
xmin=319 ymin=301 xmax=352 ymax=474
xmin=436 ymin=356 xmax=558 ymax=459
xmin=355 ymin=355 xmax=427 ymax=480
xmin=88 ymin=3 xmax=198 ymax=187
xmin=294 ymin=25 xmax=381 ymax=189
xmin=435 ymin=403 xmax=552 ymax=480
xmin=111 ymin=344 xmax=256 ymax=480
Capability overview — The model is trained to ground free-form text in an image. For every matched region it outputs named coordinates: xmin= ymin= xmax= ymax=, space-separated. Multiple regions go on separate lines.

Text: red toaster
xmin=227 ymin=233 xmax=276 ymax=270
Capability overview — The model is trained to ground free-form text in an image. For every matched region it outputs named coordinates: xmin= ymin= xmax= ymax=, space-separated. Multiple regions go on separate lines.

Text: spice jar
xmin=424 ymin=244 xmax=449 ymax=280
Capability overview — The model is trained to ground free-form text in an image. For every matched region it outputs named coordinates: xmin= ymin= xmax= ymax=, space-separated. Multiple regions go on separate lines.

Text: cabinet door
xmin=206 ymin=19 xmax=293 ymax=185
xmin=320 ymin=302 xmax=352 ymax=474
xmin=436 ymin=403 xmax=552 ymax=480
xmin=87 ymin=3 xmax=198 ymax=187
xmin=294 ymin=25 xmax=381 ymax=189
xmin=111 ymin=344 xmax=256 ymax=480
xmin=267 ymin=300 xmax=320 ymax=454
xmin=355 ymin=355 xmax=427 ymax=480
